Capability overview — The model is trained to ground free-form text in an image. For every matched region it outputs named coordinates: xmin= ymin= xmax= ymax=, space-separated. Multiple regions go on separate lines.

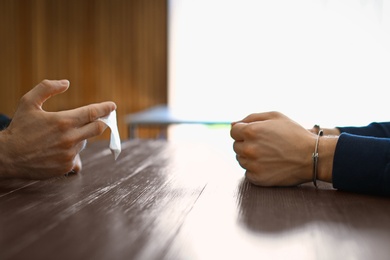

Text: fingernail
xmin=59 ymin=79 xmax=70 ymax=86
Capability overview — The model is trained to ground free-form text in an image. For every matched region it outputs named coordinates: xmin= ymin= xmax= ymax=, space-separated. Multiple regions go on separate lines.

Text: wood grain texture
xmin=1 ymin=140 xmax=390 ymax=260
xmin=0 ymin=0 xmax=167 ymax=139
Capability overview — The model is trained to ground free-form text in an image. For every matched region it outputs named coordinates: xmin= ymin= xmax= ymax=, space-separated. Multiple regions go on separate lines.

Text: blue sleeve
xmin=332 ymin=133 xmax=390 ymax=196
xmin=0 ymin=114 xmax=11 ymax=130
xmin=337 ymin=122 xmax=390 ymax=138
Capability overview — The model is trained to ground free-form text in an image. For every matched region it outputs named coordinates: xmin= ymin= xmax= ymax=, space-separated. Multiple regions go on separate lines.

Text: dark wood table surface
xmin=1 ymin=139 xmax=390 ymax=260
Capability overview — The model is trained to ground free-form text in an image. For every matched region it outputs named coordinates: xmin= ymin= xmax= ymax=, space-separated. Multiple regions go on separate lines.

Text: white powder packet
xmin=98 ymin=110 xmax=121 ymax=160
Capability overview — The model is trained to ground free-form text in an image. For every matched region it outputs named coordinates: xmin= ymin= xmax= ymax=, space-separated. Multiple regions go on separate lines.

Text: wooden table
xmin=1 ymin=139 xmax=390 ymax=260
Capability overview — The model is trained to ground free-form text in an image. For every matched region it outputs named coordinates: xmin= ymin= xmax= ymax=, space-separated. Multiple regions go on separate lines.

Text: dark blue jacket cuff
xmin=333 ymin=133 xmax=390 ymax=196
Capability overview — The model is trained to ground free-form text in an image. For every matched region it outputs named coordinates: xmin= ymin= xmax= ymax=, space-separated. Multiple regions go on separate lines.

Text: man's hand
xmin=0 ymin=79 xmax=116 ymax=179
xmin=230 ymin=111 xmax=316 ymax=186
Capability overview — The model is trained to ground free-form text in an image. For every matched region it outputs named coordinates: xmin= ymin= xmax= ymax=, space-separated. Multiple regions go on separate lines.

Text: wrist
xmin=317 ymin=135 xmax=338 ymax=183
xmin=323 ymin=128 xmax=341 ymax=136
xmin=0 ymin=130 xmax=16 ymax=179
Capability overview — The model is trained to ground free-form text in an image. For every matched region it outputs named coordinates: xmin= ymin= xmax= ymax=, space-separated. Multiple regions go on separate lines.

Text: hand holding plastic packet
xmin=98 ymin=110 xmax=121 ymax=160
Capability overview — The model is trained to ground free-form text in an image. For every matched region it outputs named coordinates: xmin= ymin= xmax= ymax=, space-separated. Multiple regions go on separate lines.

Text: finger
xmin=72 ymin=154 xmax=83 ymax=174
xmin=63 ymin=102 xmax=117 ymax=127
xmin=22 ymin=79 xmax=70 ymax=109
xmin=74 ymin=139 xmax=87 ymax=154
xmin=75 ymin=120 xmax=109 ymax=142
xmin=231 ymin=121 xmax=240 ymax=126
xmin=232 ymin=140 xmax=244 ymax=155
xmin=236 ymin=154 xmax=250 ymax=170
xmin=230 ymin=123 xmax=247 ymax=141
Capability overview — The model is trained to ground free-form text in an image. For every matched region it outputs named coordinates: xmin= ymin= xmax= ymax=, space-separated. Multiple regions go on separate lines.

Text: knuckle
xmin=244 ymin=113 xmax=258 ymax=122
xmin=88 ymin=106 xmax=99 ymax=122
xmin=94 ymin=121 xmax=106 ymax=135
xmin=242 ymin=145 xmax=256 ymax=158
xmin=269 ymin=111 xmax=283 ymax=119
xmin=242 ymin=125 xmax=257 ymax=139
xmin=58 ymin=135 xmax=75 ymax=150
xmin=19 ymin=94 xmax=30 ymax=105
xmin=41 ymin=79 xmax=50 ymax=86
xmin=248 ymin=112 xmax=260 ymax=118
xmin=56 ymin=118 xmax=73 ymax=131
xmin=232 ymin=141 xmax=240 ymax=153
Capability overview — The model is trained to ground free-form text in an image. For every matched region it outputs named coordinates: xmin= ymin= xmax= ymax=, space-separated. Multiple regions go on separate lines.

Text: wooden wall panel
xmin=0 ymin=0 xmax=167 ymax=140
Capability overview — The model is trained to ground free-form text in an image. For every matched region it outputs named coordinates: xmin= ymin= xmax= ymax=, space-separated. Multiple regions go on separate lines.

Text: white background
xmin=169 ymin=0 xmax=390 ymax=128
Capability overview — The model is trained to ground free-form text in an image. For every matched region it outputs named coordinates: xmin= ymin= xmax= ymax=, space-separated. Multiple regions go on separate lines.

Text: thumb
xmin=22 ymin=79 xmax=70 ymax=109
xmin=239 ymin=111 xmax=285 ymax=123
